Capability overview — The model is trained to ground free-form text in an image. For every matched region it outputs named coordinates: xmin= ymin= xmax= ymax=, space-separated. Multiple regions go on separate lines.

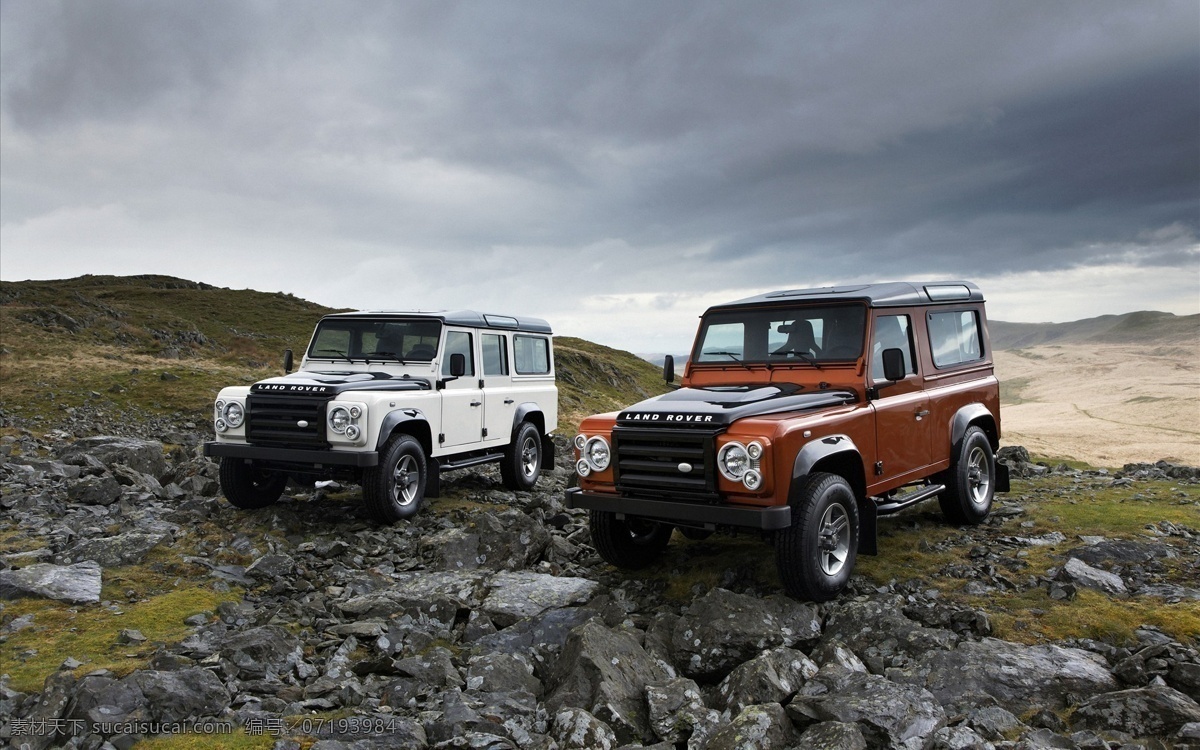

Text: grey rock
xmin=1072 ymin=685 xmax=1200 ymax=737
xmin=889 ymin=638 xmax=1118 ymax=715
xmin=1056 ymin=557 xmax=1127 ymax=597
xmin=67 ymin=474 xmax=123 ymax=505
xmin=480 ymin=571 xmax=600 ymax=627
xmin=965 ymin=704 xmax=1025 ymax=741
xmin=66 ymin=531 xmax=168 ymax=567
xmin=788 ymin=670 xmax=946 ymax=749
xmin=716 ymin=646 xmax=819 ymax=714
xmin=1068 ymin=539 xmax=1175 ymax=566
xmin=245 ymin=553 xmax=296 ymax=580
xmin=124 ymin=668 xmax=230 ymax=723
xmin=672 ymin=588 xmax=821 ymax=679
xmin=704 ymin=702 xmax=796 ymax=750
xmin=395 ymin=646 xmax=463 ymax=690
xmin=470 ymin=606 xmax=595 ymax=669
xmin=66 ymin=672 xmax=150 ymax=730
xmin=465 ymin=651 xmax=542 ymax=697
xmin=546 ymin=619 xmax=671 ymax=744
xmin=551 ymin=706 xmax=618 ymax=750
xmin=645 ymin=677 xmax=718 ymax=745
xmin=59 ymin=436 xmax=168 ymax=479
xmin=0 ymin=561 xmax=102 ymax=604
xmin=821 ymin=596 xmax=957 ymax=669
xmin=792 ymin=720 xmax=869 ymax=750
xmin=477 ymin=509 xmax=552 ymax=570
xmin=220 ymin=624 xmax=305 ymax=679
xmin=930 ymin=725 xmax=996 ymax=750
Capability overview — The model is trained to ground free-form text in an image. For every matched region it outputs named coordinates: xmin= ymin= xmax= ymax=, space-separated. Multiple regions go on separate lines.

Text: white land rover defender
xmin=203 ymin=311 xmax=558 ymax=522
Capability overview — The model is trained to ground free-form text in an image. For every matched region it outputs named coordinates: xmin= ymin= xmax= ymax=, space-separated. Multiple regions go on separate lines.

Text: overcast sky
xmin=2 ymin=1 xmax=1197 ymax=353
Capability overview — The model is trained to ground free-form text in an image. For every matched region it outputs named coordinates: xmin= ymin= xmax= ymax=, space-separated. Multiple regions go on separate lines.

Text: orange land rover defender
xmin=565 ymin=281 xmax=1009 ymax=601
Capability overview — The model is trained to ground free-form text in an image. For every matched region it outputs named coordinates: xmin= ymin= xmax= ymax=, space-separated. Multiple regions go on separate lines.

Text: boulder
xmin=715 ymin=646 xmax=818 ymax=714
xmin=1055 ymin=557 xmax=1127 ymax=597
xmin=59 ymin=436 xmax=167 ymax=479
xmin=67 ymin=474 xmax=122 ymax=506
xmin=821 ymin=596 xmax=958 ymax=669
xmin=704 ymin=703 xmax=796 ymax=750
xmin=792 ymin=720 xmax=868 ymax=750
xmin=546 ymin=619 xmax=671 ymax=744
xmin=480 ymin=571 xmax=599 ymax=627
xmin=66 ymin=531 xmax=168 ymax=567
xmin=889 ymin=638 xmax=1118 ymax=715
xmin=645 ymin=677 xmax=720 ymax=745
xmin=671 ymin=588 xmax=821 ymax=679
xmin=124 ymin=668 xmax=230 ymax=723
xmin=465 ymin=651 xmax=542 ymax=697
xmin=0 ymin=561 xmax=101 ymax=604
xmin=1072 ymin=685 xmax=1200 ymax=737
xmin=220 ymin=624 xmax=305 ymax=680
xmin=788 ymin=670 xmax=946 ymax=749
xmin=551 ymin=706 xmax=617 ymax=750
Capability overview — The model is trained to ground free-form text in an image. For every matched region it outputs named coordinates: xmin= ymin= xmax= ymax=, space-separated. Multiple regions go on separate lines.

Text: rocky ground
xmin=1 ymin=424 xmax=1199 ymax=750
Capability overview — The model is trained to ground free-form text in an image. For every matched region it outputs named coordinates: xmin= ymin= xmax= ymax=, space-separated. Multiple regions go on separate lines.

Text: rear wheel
xmin=219 ymin=459 xmax=287 ymax=509
xmin=590 ymin=511 xmax=673 ymax=569
xmin=363 ymin=434 xmax=427 ymax=523
xmin=501 ymin=422 xmax=542 ymax=491
xmin=939 ymin=426 xmax=995 ymax=525
xmin=775 ymin=472 xmax=859 ymax=602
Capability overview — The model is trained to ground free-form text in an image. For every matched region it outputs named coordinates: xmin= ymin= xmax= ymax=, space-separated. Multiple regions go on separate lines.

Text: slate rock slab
xmin=59 ymin=436 xmax=167 ymax=479
xmin=788 ymin=670 xmax=947 ymax=749
xmin=480 ymin=571 xmax=599 ymax=627
xmin=1056 ymin=556 xmax=1128 ymax=596
xmin=1072 ymin=685 xmax=1200 ymax=737
xmin=0 ymin=561 xmax=101 ymax=604
xmin=889 ymin=637 xmax=1118 ymax=714
xmin=66 ymin=531 xmax=168 ymax=567
xmin=124 ymin=668 xmax=231 ymax=723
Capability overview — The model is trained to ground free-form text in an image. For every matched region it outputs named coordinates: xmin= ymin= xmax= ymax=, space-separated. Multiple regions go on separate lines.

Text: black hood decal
xmin=251 ymin=371 xmax=430 ymax=396
xmin=617 ymin=384 xmax=855 ymax=427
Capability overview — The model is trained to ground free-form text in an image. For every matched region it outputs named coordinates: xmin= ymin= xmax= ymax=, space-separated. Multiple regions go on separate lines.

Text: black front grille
xmin=613 ymin=426 xmax=719 ymax=501
xmin=246 ymin=393 xmax=328 ymax=448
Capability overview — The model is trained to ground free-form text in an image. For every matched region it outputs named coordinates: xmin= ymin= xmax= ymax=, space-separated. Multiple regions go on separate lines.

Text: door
xmin=439 ymin=328 xmax=483 ymax=449
xmin=480 ymin=332 xmax=516 ymax=445
xmin=868 ymin=313 xmax=933 ymax=487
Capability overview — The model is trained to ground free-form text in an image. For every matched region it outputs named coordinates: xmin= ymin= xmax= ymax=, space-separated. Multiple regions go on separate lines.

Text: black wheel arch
xmin=375 ymin=409 xmax=433 ymax=455
xmin=791 ymin=434 xmax=875 ymax=555
xmin=949 ymin=404 xmax=999 ymax=454
xmin=512 ymin=403 xmax=554 ymax=469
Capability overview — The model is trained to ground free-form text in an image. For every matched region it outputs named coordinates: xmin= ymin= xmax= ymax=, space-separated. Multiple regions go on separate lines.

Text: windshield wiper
xmin=313 ymin=348 xmax=353 ymax=362
xmin=369 ymin=351 xmax=408 ymax=364
xmin=704 ymin=351 xmax=752 ymax=370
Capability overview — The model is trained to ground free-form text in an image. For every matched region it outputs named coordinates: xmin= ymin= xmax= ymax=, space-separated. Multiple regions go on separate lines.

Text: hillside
xmin=990 ymin=310 xmax=1199 ymax=350
xmin=0 ymin=275 xmax=666 ymax=433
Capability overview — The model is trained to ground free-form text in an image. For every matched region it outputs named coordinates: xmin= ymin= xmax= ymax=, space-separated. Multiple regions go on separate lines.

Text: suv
xmin=566 ymin=282 xmax=1008 ymax=601
xmin=205 ymin=310 xmax=557 ymax=523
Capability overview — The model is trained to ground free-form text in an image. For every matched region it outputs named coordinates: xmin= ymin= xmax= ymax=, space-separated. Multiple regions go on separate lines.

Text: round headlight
xmin=224 ymin=401 xmax=244 ymax=428
xmin=743 ymin=469 xmax=763 ymax=491
xmin=345 ymin=424 xmax=361 ymax=440
xmin=718 ymin=442 xmax=750 ymax=480
xmin=574 ymin=434 xmax=587 ymax=450
xmin=329 ymin=406 xmax=350 ymax=434
xmin=215 ymin=418 xmax=228 ymax=433
xmin=747 ymin=441 xmax=763 ymax=460
xmin=585 ymin=436 xmax=611 ymax=471
xmin=349 ymin=405 xmax=362 ymax=419
xmin=575 ymin=458 xmax=592 ymax=477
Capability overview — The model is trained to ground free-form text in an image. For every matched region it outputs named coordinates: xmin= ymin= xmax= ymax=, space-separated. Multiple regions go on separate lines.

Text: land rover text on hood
xmin=566 ymin=281 xmax=1008 ymax=601
xmin=204 ymin=310 xmax=557 ymax=522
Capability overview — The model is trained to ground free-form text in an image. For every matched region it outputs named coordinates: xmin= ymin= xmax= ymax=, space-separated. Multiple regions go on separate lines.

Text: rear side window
xmin=514 ymin=335 xmax=551 ymax=375
xmin=482 ymin=334 xmax=509 ymax=376
xmin=928 ymin=310 xmax=983 ymax=367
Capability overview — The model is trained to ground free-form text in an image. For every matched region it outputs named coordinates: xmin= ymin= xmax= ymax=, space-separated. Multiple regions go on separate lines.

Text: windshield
xmin=307 ymin=318 xmax=442 ymax=362
xmin=693 ymin=305 xmax=866 ymax=364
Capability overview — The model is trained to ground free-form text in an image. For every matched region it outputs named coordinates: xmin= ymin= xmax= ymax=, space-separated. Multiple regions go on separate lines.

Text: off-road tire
xmin=219 ymin=458 xmax=287 ymax=509
xmin=500 ymin=422 xmax=542 ymax=491
xmin=775 ymin=472 xmax=859 ymax=602
xmin=363 ymin=434 xmax=427 ymax=523
xmin=939 ymin=426 xmax=995 ymax=525
xmin=590 ymin=510 xmax=673 ymax=570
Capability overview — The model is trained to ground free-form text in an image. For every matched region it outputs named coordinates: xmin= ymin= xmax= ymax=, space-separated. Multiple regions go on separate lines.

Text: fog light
xmin=215 ymin=418 xmax=228 ymax=433
xmin=575 ymin=458 xmax=591 ymax=477
xmin=345 ymin=424 xmax=361 ymax=440
xmin=743 ymin=469 xmax=763 ymax=491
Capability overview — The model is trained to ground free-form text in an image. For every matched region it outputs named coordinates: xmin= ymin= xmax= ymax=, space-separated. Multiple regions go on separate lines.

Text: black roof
xmin=321 ymin=310 xmax=553 ymax=334
xmin=711 ymin=281 xmax=984 ymax=311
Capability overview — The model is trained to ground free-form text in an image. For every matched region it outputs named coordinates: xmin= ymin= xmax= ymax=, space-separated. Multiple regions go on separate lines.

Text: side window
xmin=482 ymin=334 xmax=508 ymax=376
xmin=441 ymin=331 xmax=475 ymax=376
xmin=928 ymin=310 xmax=983 ymax=367
xmin=514 ymin=335 xmax=550 ymax=375
xmin=871 ymin=315 xmax=916 ymax=380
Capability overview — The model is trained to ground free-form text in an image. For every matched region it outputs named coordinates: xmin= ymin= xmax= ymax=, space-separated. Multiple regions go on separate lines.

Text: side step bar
xmin=874 ymin=483 xmax=946 ymax=516
xmin=438 ymin=451 xmax=506 ymax=472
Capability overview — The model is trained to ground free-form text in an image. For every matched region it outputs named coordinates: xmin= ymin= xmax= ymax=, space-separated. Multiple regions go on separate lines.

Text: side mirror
xmin=663 ymin=355 xmax=675 ymax=384
xmin=283 ymin=349 xmax=294 ymax=374
xmin=449 ymin=352 xmax=467 ymax=378
xmin=881 ymin=348 xmax=907 ymax=382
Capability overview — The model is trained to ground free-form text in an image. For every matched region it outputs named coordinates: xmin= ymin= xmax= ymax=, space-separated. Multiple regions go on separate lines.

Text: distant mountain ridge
xmin=988 ymin=311 xmax=1198 ymax=350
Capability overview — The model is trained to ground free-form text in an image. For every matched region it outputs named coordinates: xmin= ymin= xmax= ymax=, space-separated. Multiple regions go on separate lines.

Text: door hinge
xmin=874 ymin=461 xmax=884 ymax=476
xmin=482 ymin=427 xmax=488 ymax=438
xmin=438 ymin=433 xmax=445 ymax=444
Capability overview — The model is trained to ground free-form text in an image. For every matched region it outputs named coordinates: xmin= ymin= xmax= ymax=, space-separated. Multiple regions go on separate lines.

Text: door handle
xmin=504 ymin=399 xmax=515 ymax=405
xmin=915 ymin=409 xmax=930 ymax=420
xmin=470 ymin=401 xmax=482 ymax=407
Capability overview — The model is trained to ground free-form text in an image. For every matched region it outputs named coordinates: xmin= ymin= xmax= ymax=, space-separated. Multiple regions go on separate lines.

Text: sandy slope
xmin=994 ymin=343 xmax=1199 ymax=467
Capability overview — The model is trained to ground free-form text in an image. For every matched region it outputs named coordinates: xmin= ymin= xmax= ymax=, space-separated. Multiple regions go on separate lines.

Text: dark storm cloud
xmin=1 ymin=0 xmax=1196 ymax=347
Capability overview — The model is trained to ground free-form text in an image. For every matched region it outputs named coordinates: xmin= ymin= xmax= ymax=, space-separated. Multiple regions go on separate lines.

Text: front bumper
xmin=204 ymin=441 xmax=379 ymax=468
xmin=565 ymin=487 xmax=791 ymax=530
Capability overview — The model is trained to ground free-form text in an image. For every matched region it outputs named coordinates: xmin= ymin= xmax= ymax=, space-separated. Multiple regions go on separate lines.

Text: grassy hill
xmin=989 ymin=311 xmax=1199 ymax=350
xmin=0 ymin=275 xmax=666 ymax=433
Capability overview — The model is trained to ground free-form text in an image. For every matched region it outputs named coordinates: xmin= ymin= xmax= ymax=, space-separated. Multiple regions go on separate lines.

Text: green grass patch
xmin=133 ymin=728 xmax=278 ymax=750
xmin=977 ymin=589 xmax=1200 ymax=645
xmin=999 ymin=376 xmax=1034 ymax=405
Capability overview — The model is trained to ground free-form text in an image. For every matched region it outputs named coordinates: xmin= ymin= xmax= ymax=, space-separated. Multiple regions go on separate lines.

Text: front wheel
xmin=775 ymin=472 xmax=859 ymax=602
xmin=939 ymin=426 xmax=995 ymax=525
xmin=590 ymin=511 xmax=673 ymax=570
xmin=500 ymin=422 xmax=542 ymax=491
xmin=363 ymin=434 xmax=427 ymax=523
xmin=219 ymin=459 xmax=287 ymax=509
